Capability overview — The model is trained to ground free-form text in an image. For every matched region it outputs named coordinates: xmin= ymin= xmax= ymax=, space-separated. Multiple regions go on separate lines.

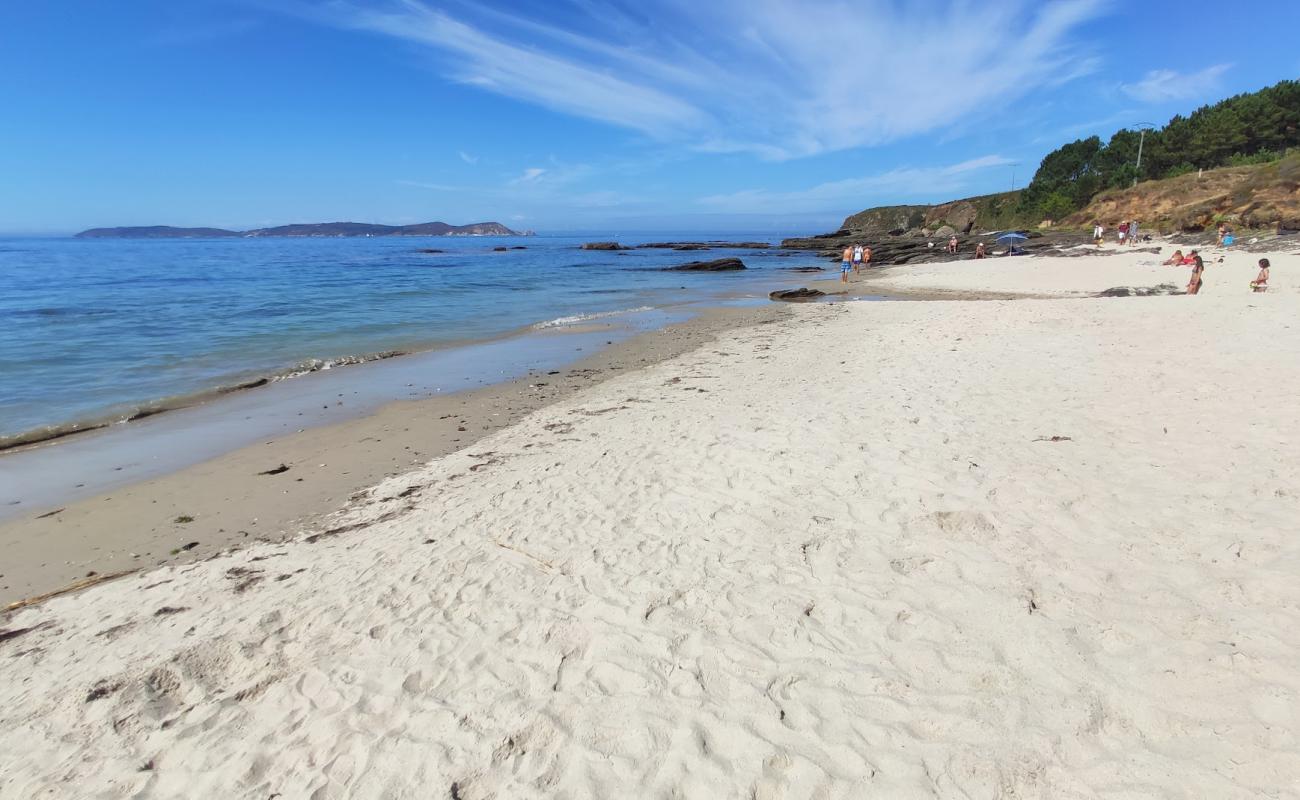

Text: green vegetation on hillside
xmin=1019 ymin=79 xmax=1300 ymax=222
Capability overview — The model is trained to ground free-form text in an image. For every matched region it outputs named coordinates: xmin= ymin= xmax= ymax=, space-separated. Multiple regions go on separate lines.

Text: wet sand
xmin=0 ymin=304 xmax=785 ymax=606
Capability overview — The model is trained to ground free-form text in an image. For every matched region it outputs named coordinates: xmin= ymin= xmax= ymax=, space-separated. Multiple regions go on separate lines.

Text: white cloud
xmin=458 ymin=150 xmax=478 ymax=165
xmin=696 ymin=156 xmax=1015 ymax=213
xmin=511 ymin=167 xmax=547 ymax=185
xmin=313 ymin=0 xmax=1108 ymax=159
xmin=1120 ymin=64 xmax=1232 ymax=103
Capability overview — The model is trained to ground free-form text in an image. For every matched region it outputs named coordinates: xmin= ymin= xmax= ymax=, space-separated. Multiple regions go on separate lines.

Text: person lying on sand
xmin=1251 ymin=258 xmax=1270 ymax=292
xmin=1163 ymin=249 xmax=1185 ymax=266
xmin=1187 ymin=255 xmax=1205 ymax=295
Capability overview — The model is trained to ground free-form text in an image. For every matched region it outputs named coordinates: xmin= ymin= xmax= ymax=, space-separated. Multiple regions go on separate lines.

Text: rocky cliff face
xmin=839 ymin=191 xmax=1023 ymax=236
xmin=1065 ymin=154 xmax=1300 ymax=233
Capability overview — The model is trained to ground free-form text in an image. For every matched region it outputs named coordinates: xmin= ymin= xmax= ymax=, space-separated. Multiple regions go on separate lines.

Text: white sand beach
xmin=2 ymin=247 xmax=1298 ymax=798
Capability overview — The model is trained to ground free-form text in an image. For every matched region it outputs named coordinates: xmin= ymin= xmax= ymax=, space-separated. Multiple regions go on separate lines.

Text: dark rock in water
xmin=581 ymin=241 xmax=628 ymax=250
xmin=417 ymin=248 xmax=444 ymax=253
xmin=769 ymin=288 xmax=825 ymax=301
xmin=665 ymin=258 xmax=746 ymax=271
xmin=493 ymin=246 xmax=509 ymax=251
xmin=637 ymin=241 xmax=771 ymax=250
xmin=785 ymin=266 xmax=825 ymax=272
xmin=1096 ymin=284 xmax=1183 ymax=297
xmin=510 ymin=246 xmax=527 ymax=250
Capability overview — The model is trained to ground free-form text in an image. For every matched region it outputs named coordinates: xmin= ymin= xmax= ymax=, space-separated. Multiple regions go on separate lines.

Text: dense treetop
xmin=1019 ymin=79 xmax=1300 ymax=221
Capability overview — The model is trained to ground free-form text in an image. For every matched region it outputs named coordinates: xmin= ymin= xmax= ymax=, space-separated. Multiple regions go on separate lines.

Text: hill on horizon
xmin=75 ymin=221 xmax=526 ymax=239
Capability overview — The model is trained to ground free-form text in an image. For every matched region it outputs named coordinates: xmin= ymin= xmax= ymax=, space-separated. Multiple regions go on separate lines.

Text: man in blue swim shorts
xmin=841 ymin=245 xmax=853 ymax=283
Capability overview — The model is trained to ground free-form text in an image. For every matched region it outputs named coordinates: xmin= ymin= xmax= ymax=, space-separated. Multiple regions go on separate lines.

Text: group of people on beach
xmin=839 ymin=244 xmax=871 ymax=282
xmin=1162 ymin=248 xmax=1270 ymax=295
xmin=1093 ymin=221 xmax=1145 ymax=246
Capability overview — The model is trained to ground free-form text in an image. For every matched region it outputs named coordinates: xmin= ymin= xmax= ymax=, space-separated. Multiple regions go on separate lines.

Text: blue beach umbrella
xmin=995 ymin=232 xmax=1028 ymax=244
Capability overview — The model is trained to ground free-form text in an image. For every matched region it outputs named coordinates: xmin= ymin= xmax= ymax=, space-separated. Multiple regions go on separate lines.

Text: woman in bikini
xmin=1187 ymin=255 xmax=1205 ymax=295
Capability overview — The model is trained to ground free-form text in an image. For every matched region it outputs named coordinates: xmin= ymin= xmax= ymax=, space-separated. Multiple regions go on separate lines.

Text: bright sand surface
xmin=2 ymin=245 xmax=1298 ymax=798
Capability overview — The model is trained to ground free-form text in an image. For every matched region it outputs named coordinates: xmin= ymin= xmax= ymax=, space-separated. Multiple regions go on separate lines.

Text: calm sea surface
xmin=0 ymin=234 xmax=818 ymax=440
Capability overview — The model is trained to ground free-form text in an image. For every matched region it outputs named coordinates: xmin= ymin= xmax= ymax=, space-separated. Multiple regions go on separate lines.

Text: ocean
xmin=0 ymin=234 xmax=822 ymax=445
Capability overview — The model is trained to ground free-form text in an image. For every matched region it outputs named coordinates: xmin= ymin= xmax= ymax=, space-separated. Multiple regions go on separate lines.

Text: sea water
xmin=0 ymin=234 xmax=820 ymax=443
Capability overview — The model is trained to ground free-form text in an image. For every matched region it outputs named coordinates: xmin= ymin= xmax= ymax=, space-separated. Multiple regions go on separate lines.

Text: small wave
xmin=272 ymin=350 xmax=406 ymax=381
xmin=532 ymin=306 xmax=654 ymax=330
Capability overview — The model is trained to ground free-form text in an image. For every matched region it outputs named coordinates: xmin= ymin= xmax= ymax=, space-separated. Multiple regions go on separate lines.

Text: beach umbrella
xmin=995 ymin=232 xmax=1028 ymax=244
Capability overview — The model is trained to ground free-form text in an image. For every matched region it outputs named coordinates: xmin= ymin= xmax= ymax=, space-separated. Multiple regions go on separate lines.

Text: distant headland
xmin=75 ymin=221 xmax=530 ymax=239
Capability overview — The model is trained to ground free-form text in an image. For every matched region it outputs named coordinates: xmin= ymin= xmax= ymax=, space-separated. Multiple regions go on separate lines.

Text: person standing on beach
xmin=1092 ymin=222 xmax=1104 ymax=243
xmin=947 ymin=235 xmax=958 ymax=254
xmin=1118 ymin=220 xmax=1129 ymax=246
xmin=841 ymin=245 xmax=853 ymax=283
xmin=852 ymin=244 xmax=865 ymax=275
xmin=1187 ymin=255 xmax=1205 ymax=295
xmin=1129 ymin=220 xmax=1139 ymax=244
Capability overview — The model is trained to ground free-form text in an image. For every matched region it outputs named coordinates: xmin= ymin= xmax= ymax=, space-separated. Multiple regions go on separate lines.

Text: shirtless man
xmin=840 ymin=245 xmax=853 ymax=283
xmin=947 ymin=235 xmax=958 ymax=254
xmin=861 ymin=245 xmax=872 ymax=271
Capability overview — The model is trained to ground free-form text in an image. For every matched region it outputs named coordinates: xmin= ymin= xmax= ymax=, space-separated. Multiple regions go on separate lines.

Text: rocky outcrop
xmin=665 ymin=258 xmax=746 ymax=271
xmin=636 ymin=241 xmax=772 ymax=250
xmin=781 ymin=229 xmax=1099 ymax=266
xmin=581 ymin=242 xmax=628 ymax=250
xmin=838 ymin=191 xmax=1024 ymax=238
xmin=769 ymin=288 xmax=825 ymax=301
xmin=1066 ymin=153 xmax=1300 ymax=233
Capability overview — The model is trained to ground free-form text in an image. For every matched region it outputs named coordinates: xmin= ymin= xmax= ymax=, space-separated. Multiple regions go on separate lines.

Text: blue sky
xmin=2 ymin=0 xmax=1297 ymax=234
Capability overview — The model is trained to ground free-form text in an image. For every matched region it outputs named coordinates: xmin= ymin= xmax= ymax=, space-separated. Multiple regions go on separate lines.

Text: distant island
xmin=75 ymin=221 xmax=530 ymax=239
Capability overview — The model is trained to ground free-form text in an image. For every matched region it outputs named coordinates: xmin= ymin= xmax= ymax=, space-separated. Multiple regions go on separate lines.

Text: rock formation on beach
xmin=580 ymin=242 xmax=629 ymax=250
xmin=664 ymin=257 xmax=746 ymax=271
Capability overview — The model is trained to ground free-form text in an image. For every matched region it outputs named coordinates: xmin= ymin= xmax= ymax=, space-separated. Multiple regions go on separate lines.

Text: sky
xmin=2 ymin=0 xmax=1298 ymax=234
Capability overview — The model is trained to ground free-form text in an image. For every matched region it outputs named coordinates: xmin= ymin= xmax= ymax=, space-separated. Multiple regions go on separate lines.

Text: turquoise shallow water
xmin=0 ymin=234 xmax=818 ymax=440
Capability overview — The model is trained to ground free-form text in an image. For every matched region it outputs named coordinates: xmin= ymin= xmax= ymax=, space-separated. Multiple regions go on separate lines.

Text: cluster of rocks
xmin=581 ymin=241 xmax=771 ymax=251
xmin=664 ymin=258 xmax=746 ymax=271
xmin=779 ymin=229 xmax=1104 ymax=266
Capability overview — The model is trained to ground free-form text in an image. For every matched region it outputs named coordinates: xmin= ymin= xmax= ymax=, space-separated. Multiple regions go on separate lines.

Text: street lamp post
xmin=1133 ymin=123 xmax=1155 ymax=187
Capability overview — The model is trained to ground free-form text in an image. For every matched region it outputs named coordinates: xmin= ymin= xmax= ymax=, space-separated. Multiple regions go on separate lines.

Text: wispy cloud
xmin=1120 ymin=64 xmax=1232 ymax=103
xmin=510 ymin=167 xmax=547 ymax=185
xmin=309 ymin=0 xmax=1109 ymax=159
xmin=696 ymin=156 xmax=1015 ymax=213
xmin=458 ymin=150 xmax=478 ymax=165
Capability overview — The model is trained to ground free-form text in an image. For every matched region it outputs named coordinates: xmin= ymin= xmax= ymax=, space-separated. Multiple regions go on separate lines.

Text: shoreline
xmin=0 ymin=303 xmax=696 ymax=454
xmin=2 ymin=242 xmax=1295 ymax=795
xmin=0 ymin=302 xmax=787 ymax=605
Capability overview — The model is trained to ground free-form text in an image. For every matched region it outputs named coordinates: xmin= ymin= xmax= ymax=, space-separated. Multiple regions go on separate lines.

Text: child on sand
xmin=1251 ymin=258 xmax=1270 ymax=292
xmin=1187 ymin=255 xmax=1205 ymax=295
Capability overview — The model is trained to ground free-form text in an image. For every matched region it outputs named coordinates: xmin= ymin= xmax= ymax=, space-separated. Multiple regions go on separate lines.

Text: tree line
xmin=1018 ymin=79 xmax=1300 ymax=221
